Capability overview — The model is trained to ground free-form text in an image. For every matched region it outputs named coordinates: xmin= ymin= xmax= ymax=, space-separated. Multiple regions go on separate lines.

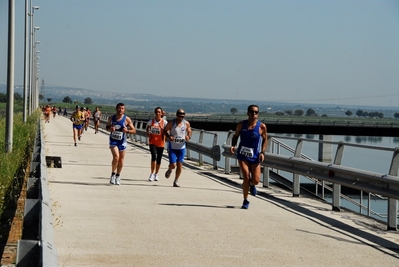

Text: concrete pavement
xmin=43 ymin=115 xmax=399 ymax=267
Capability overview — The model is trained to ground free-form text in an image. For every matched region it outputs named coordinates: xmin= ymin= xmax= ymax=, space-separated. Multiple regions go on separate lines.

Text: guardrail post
xmin=131 ymin=120 xmax=137 ymax=142
xmin=138 ymin=121 xmax=143 ymax=143
xmin=198 ymin=130 xmax=204 ymax=165
xmin=318 ymin=135 xmax=333 ymax=199
xmin=293 ymin=139 xmax=304 ymax=197
xmin=262 ymin=137 xmax=272 ymax=188
xmin=270 ymin=138 xmax=281 ymax=175
xmin=332 ymin=142 xmax=345 ymax=211
xmin=212 ymin=133 xmax=218 ymax=170
xmin=224 ymin=131 xmax=235 ymax=174
xmin=186 ymin=129 xmax=193 ymax=160
xmin=318 ymin=135 xmax=333 ymax=163
xmin=387 ymin=148 xmax=399 ymax=230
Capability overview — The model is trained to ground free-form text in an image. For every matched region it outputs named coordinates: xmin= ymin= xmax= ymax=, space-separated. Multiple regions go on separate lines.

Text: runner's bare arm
xmin=259 ymin=123 xmax=268 ymax=162
xmin=230 ymin=121 xmax=243 ymax=154
xmin=261 ymin=123 xmax=268 ymax=153
xmin=125 ymin=117 xmax=136 ymax=134
xmin=163 ymin=121 xmax=173 ymax=141
xmin=106 ymin=117 xmax=113 ymax=132
xmin=185 ymin=121 xmax=192 ymax=141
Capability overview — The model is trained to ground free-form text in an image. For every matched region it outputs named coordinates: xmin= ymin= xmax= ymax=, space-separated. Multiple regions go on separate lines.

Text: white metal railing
xmin=128 ymin=120 xmax=221 ymax=170
xmin=222 ymin=134 xmax=399 ymax=230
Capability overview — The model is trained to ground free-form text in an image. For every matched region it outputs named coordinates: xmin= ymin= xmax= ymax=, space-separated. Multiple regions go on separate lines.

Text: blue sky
xmin=1 ymin=0 xmax=398 ymax=107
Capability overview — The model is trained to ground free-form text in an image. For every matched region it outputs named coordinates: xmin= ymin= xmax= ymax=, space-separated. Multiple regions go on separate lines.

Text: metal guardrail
xmin=221 ymin=132 xmax=399 ymax=231
xmin=16 ymin=121 xmax=58 ymax=267
xmin=127 ymin=120 xmax=221 ymax=169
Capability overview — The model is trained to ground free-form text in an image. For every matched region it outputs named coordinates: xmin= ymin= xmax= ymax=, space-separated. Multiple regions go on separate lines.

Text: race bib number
xmin=174 ymin=136 xmax=185 ymax=144
xmin=111 ymin=131 xmax=123 ymax=140
xmin=239 ymin=146 xmax=254 ymax=158
xmin=150 ymin=127 xmax=161 ymax=135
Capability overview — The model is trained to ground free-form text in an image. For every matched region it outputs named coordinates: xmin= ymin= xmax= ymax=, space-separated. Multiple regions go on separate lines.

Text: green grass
xmin=0 ymin=111 xmax=39 ymax=214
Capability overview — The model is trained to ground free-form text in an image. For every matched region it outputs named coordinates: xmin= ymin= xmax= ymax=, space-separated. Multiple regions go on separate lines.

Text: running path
xmin=43 ymin=116 xmax=399 ymax=267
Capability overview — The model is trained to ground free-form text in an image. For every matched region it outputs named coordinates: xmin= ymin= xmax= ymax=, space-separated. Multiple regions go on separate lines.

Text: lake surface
xmin=204 ymin=132 xmax=399 ymax=175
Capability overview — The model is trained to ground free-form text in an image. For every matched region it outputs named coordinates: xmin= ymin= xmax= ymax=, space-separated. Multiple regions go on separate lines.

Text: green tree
xmin=14 ymin=93 xmax=23 ymax=101
xmin=294 ymin=109 xmax=304 ymax=116
xmin=63 ymin=96 xmax=72 ymax=103
xmin=394 ymin=113 xmax=399 ymax=119
xmin=275 ymin=111 xmax=285 ymax=116
xmin=356 ymin=110 xmax=364 ymax=117
xmin=84 ymin=97 xmax=93 ymax=105
xmin=0 ymin=93 xmax=6 ymax=102
xmin=47 ymin=98 xmax=52 ymax=103
xmin=39 ymin=94 xmax=44 ymax=100
xmin=306 ymin=108 xmax=316 ymax=116
xmin=345 ymin=110 xmax=353 ymax=117
xmin=368 ymin=111 xmax=383 ymax=119
xmin=230 ymin=107 xmax=238 ymax=115
xmin=285 ymin=110 xmax=293 ymax=116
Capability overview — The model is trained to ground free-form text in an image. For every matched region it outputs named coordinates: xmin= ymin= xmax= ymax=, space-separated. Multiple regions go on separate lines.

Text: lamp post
xmin=36 ymin=54 xmax=40 ymax=107
xmin=34 ymin=51 xmax=40 ymax=108
xmin=23 ymin=0 xmax=30 ymax=123
xmin=5 ymin=0 xmax=15 ymax=152
xmin=29 ymin=5 xmax=39 ymax=114
xmin=30 ymin=25 xmax=39 ymax=114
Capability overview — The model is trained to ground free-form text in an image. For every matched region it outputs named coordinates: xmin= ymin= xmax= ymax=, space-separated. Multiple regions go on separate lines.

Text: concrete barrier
xmin=16 ymin=121 xmax=58 ymax=267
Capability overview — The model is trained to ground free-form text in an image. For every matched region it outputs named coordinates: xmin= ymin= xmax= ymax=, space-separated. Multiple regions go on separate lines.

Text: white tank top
xmin=169 ymin=119 xmax=187 ymax=150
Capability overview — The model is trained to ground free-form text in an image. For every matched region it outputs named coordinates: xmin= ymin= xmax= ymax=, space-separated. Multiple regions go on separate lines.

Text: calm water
xmin=194 ymin=131 xmax=399 ymax=175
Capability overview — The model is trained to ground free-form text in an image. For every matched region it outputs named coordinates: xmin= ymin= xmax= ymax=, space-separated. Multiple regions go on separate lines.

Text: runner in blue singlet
xmin=106 ymin=103 xmax=136 ymax=185
xmin=230 ymin=105 xmax=268 ymax=209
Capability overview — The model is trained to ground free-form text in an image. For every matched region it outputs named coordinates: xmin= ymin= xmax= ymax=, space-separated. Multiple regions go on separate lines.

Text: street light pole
xmin=23 ymin=0 xmax=30 ymax=123
xmin=32 ymin=33 xmax=39 ymax=111
xmin=29 ymin=5 xmax=39 ymax=114
xmin=30 ymin=26 xmax=39 ymax=113
xmin=5 ymin=0 xmax=15 ymax=153
xmin=34 ymin=50 xmax=40 ymax=108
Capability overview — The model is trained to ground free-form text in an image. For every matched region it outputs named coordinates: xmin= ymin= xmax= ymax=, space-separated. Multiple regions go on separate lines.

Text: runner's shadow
xmin=159 ymin=203 xmax=237 ymax=209
xmin=200 ymin=171 xmax=399 ymax=258
xmin=49 ymin=181 xmax=109 ymax=186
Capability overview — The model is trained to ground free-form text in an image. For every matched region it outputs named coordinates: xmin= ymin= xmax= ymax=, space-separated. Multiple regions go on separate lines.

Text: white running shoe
xmin=116 ymin=176 xmax=121 ymax=185
xmin=154 ymin=174 xmax=159 ymax=181
xmin=110 ymin=175 xmax=116 ymax=185
xmin=148 ymin=174 xmax=154 ymax=181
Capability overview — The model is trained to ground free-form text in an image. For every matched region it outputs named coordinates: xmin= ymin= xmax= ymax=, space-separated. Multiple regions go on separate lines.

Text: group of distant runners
xmin=64 ymin=103 xmax=267 ymax=209
xmin=41 ymin=105 xmax=57 ymax=123
xmin=69 ymin=106 xmax=102 ymax=146
xmin=42 ymin=105 xmax=70 ymax=123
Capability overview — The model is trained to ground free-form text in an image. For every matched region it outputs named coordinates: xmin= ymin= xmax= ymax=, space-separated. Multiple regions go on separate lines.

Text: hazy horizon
xmin=2 ymin=83 xmax=398 ymax=112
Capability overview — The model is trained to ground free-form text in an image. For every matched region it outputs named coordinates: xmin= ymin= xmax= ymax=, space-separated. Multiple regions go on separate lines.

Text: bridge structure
xmin=16 ymin=115 xmax=399 ymax=266
xmin=131 ymin=114 xmax=399 ymax=137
